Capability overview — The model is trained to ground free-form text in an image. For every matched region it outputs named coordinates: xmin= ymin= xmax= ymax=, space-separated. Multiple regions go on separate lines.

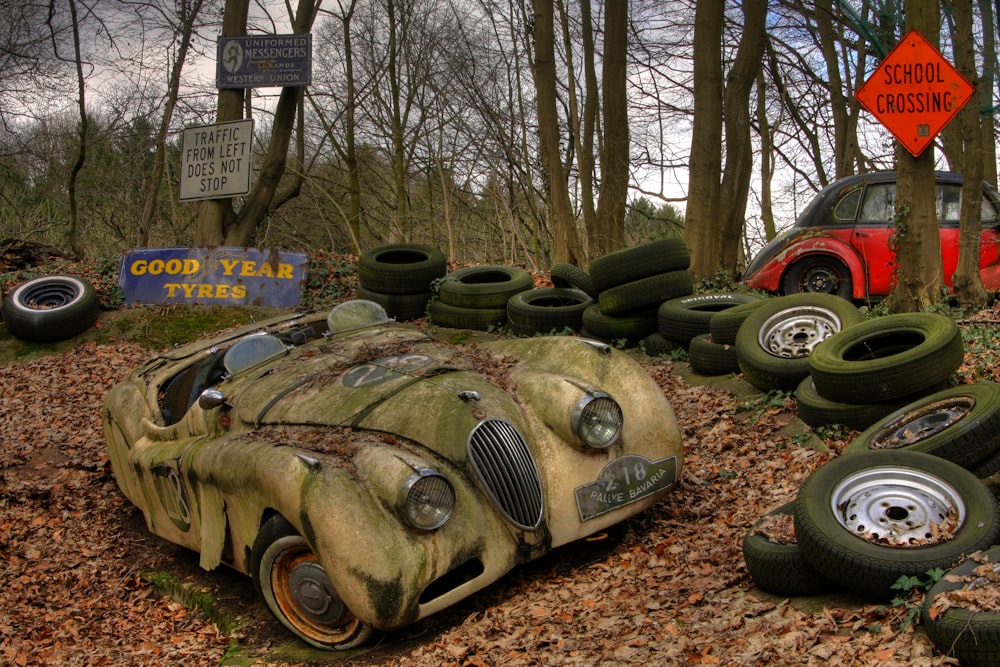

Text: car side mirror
xmin=198 ymin=388 xmax=230 ymax=411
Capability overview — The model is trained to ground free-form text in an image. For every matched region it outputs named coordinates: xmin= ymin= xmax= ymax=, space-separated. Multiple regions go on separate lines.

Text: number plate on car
xmin=575 ymin=455 xmax=678 ymax=521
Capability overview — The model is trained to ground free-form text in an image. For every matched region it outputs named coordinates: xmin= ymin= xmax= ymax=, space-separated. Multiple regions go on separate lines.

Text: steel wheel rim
xmin=830 ymin=465 xmax=965 ymax=548
xmin=19 ymin=280 xmax=82 ymax=309
xmin=800 ymin=265 xmax=841 ymax=294
xmin=758 ymin=306 xmax=841 ymax=359
xmin=871 ymin=397 xmax=976 ymax=449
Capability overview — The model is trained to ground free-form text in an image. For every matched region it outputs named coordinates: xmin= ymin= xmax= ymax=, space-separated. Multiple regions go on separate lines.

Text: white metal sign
xmin=179 ymin=119 xmax=253 ymax=201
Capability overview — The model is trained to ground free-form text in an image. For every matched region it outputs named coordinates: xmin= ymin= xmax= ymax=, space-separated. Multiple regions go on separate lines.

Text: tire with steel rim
xmin=251 ymin=516 xmax=374 ymax=650
xmin=742 ymin=502 xmax=838 ymax=597
xmin=2 ymin=275 xmax=100 ymax=342
xmin=794 ymin=450 xmax=1000 ymax=600
xmin=781 ymin=256 xmax=853 ymax=300
xmin=735 ymin=293 xmax=862 ymax=392
xmin=807 ymin=312 xmax=965 ymax=403
xmin=844 ymin=382 xmax=1000 ymax=468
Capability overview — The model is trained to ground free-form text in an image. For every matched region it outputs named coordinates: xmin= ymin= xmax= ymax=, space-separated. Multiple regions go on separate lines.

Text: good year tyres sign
xmin=119 ymin=247 xmax=308 ymax=307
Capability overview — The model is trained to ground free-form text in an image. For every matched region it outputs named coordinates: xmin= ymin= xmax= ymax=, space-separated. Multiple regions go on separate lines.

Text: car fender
xmin=774 ymin=236 xmax=867 ymax=299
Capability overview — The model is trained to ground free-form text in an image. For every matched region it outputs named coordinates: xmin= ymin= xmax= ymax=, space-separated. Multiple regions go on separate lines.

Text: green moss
xmin=142 ymin=570 xmax=237 ymax=634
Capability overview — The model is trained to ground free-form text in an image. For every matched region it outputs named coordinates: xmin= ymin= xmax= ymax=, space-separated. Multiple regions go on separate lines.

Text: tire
xmin=428 ymin=299 xmax=507 ymax=330
xmin=793 ymin=376 xmax=941 ymax=431
xmin=688 ymin=333 xmax=740 ymax=376
xmin=355 ymin=286 xmax=430 ymax=321
xmin=794 ymin=450 xmax=1000 ymax=600
xmin=742 ymin=502 xmax=839 ymax=597
xmin=658 ymin=292 xmax=759 ymax=345
xmin=639 ymin=332 xmax=684 ymax=357
xmin=357 ymin=244 xmax=447 ymax=294
xmin=920 ymin=545 xmax=1000 ymax=667
xmin=2 ymin=275 xmax=99 ymax=342
xmin=843 ymin=382 xmax=1000 ymax=469
xmin=709 ymin=299 xmax=765 ymax=346
xmin=581 ymin=304 xmax=658 ymax=342
xmin=597 ymin=270 xmax=693 ymax=316
xmin=550 ymin=263 xmax=597 ymax=298
xmin=506 ymin=288 xmax=592 ymax=336
xmin=735 ymin=293 xmax=862 ymax=392
xmin=251 ymin=516 xmax=374 ymax=651
xmin=781 ymin=256 xmax=853 ymax=300
xmin=437 ymin=265 xmax=533 ymax=308
xmin=807 ymin=312 xmax=965 ymax=403
xmin=588 ymin=238 xmax=690 ymax=293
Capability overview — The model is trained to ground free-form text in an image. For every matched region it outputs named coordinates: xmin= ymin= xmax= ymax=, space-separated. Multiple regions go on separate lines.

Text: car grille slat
xmin=468 ymin=419 xmax=543 ymax=529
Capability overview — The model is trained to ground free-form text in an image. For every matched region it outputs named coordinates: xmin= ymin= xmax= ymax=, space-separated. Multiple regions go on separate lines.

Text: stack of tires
xmin=429 ymin=265 xmax=533 ymax=331
xmin=582 ymin=238 xmax=694 ymax=348
xmin=793 ymin=311 xmax=966 ymax=431
xmin=356 ymin=244 xmax=447 ymax=321
xmin=659 ymin=292 xmax=762 ymax=375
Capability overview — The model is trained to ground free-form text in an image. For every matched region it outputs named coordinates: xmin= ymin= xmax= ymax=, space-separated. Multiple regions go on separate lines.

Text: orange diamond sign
xmin=856 ymin=30 xmax=975 ymax=157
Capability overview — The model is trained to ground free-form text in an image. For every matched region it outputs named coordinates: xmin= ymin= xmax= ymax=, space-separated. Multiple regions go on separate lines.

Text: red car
xmin=742 ymin=171 xmax=1000 ymax=300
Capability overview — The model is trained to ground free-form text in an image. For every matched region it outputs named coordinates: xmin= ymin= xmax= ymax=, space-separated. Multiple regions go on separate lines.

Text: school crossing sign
xmin=856 ymin=30 xmax=975 ymax=157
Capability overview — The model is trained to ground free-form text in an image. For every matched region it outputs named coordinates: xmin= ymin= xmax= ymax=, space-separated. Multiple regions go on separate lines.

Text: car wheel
xmin=843 ymin=382 xmax=1000 ymax=469
xmin=355 ymin=285 xmax=430 ymax=321
xmin=437 ymin=265 xmax=533 ymax=308
xmin=506 ymin=288 xmax=592 ymax=336
xmin=597 ymin=270 xmax=693 ymax=316
xmin=920 ymin=545 xmax=1000 ymax=666
xmin=1 ymin=275 xmax=100 ymax=342
xmin=742 ymin=502 xmax=838 ymax=597
xmin=251 ymin=516 xmax=374 ymax=651
xmin=688 ymin=333 xmax=740 ymax=376
xmin=735 ymin=293 xmax=862 ymax=392
xmin=588 ymin=238 xmax=690 ymax=293
xmin=794 ymin=450 xmax=1000 ymax=600
xmin=782 ymin=256 xmax=853 ymax=300
xmin=807 ymin=312 xmax=965 ymax=403
xmin=357 ymin=244 xmax=447 ymax=294
xmin=549 ymin=262 xmax=597 ymax=298
xmin=658 ymin=292 xmax=759 ymax=345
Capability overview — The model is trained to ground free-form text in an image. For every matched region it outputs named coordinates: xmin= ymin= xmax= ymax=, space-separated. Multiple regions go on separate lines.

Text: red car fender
xmin=773 ymin=235 xmax=868 ymax=299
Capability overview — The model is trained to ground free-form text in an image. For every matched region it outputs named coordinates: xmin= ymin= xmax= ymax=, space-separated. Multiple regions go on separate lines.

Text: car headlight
xmin=402 ymin=469 xmax=455 ymax=530
xmin=572 ymin=391 xmax=623 ymax=449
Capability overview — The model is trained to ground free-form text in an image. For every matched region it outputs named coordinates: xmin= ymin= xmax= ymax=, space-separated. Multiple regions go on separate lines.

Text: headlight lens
xmin=573 ymin=391 xmax=623 ymax=449
xmin=402 ymin=470 xmax=455 ymax=530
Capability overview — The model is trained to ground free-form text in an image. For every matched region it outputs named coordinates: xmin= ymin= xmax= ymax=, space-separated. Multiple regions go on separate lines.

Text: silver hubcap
xmin=288 ymin=561 xmax=346 ymax=625
xmin=758 ymin=306 xmax=841 ymax=359
xmin=872 ymin=397 xmax=975 ymax=448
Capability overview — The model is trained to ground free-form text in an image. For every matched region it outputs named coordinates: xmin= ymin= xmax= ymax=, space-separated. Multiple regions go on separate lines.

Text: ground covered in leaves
xmin=4 ymin=258 xmax=1000 ymax=666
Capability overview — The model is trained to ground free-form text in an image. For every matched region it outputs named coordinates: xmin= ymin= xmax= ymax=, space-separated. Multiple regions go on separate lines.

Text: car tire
xmin=581 ymin=304 xmax=658 ymax=343
xmin=742 ymin=502 xmax=838 ymax=597
xmin=807 ymin=312 xmax=965 ymax=403
xmin=506 ymin=288 xmax=592 ymax=336
xmin=437 ymin=265 xmax=533 ymax=308
xmin=843 ymin=382 xmax=1000 ymax=469
xmin=355 ymin=285 xmax=430 ymax=321
xmin=794 ymin=450 xmax=1000 ymax=600
xmin=793 ymin=376 xmax=939 ymax=430
xmin=357 ymin=244 xmax=447 ymax=294
xmin=251 ymin=516 xmax=374 ymax=651
xmin=708 ymin=299 xmax=765 ymax=346
xmin=639 ymin=332 xmax=684 ymax=357
xmin=658 ymin=292 xmax=759 ymax=345
xmin=688 ymin=333 xmax=740 ymax=376
xmin=597 ymin=270 xmax=693 ymax=316
xmin=920 ymin=545 xmax=1000 ymax=667
xmin=550 ymin=263 xmax=597 ymax=298
xmin=429 ymin=299 xmax=507 ymax=330
xmin=735 ymin=293 xmax=862 ymax=393
xmin=2 ymin=275 xmax=100 ymax=342
xmin=588 ymin=238 xmax=690 ymax=293
xmin=782 ymin=256 xmax=853 ymax=300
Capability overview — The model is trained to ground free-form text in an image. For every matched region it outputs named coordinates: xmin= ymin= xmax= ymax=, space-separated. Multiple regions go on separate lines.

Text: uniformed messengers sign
xmin=855 ymin=30 xmax=975 ymax=157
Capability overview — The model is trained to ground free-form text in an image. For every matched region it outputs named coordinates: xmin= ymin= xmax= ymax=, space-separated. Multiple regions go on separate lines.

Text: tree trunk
xmin=979 ymin=0 xmax=998 ymax=187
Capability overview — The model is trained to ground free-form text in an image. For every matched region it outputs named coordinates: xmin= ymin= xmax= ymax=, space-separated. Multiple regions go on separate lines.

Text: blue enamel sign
xmin=217 ymin=34 xmax=311 ymax=89
xmin=119 ymin=247 xmax=309 ymax=307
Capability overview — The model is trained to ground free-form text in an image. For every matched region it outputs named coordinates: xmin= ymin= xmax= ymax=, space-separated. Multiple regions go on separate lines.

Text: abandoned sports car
xmin=103 ymin=301 xmax=684 ymax=650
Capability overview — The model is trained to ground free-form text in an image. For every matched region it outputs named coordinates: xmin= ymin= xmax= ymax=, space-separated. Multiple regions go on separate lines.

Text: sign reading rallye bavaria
xmin=119 ymin=247 xmax=309 ymax=307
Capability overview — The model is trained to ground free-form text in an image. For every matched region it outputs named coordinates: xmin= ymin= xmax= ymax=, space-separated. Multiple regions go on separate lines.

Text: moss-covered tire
xmin=437 ymin=265 xmax=533 ymax=308
xmin=506 ymin=288 xmax=592 ymax=336
xmin=735 ymin=293 xmax=862 ymax=393
xmin=639 ymin=332 xmax=684 ymax=357
xmin=2 ymin=275 xmax=99 ymax=342
xmin=807 ymin=312 xmax=964 ymax=403
xmin=742 ymin=502 xmax=838 ymax=597
xmin=793 ymin=376 xmax=935 ymax=430
xmin=920 ymin=545 xmax=1000 ymax=667
xmin=357 ymin=244 xmax=447 ymax=294
xmin=581 ymin=304 xmax=658 ymax=342
xmin=843 ymin=382 xmax=1000 ymax=469
xmin=597 ymin=270 xmax=693 ymax=316
xmin=688 ymin=333 xmax=740 ymax=376
xmin=355 ymin=286 xmax=430 ymax=321
xmin=588 ymin=238 xmax=690 ymax=293
xmin=428 ymin=299 xmax=507 ymax=330
xmin=549 ymin=263 xmax=597 ymax=298
xmin=708 ymin=298 xmax=765 ymax=346
xmin=658 ymin=293 xmax=759 ymax=345
xmin=794 ymin=450 xmax=1000 ymax=600
xmin=252 ymin=516 xmax=375 ymax=650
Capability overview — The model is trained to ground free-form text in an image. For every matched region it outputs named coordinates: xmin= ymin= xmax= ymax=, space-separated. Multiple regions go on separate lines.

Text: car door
xmin=850 ymin=182 xmax=897 ymax=295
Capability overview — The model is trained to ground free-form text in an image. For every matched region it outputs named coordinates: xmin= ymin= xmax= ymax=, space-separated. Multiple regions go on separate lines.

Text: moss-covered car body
xmin=103 ymin=305 xmax=683 ymax=649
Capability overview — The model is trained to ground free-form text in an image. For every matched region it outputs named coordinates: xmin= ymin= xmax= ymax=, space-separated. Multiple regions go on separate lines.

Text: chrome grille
xmin=468 ymin=419 xmax=543 ymax=529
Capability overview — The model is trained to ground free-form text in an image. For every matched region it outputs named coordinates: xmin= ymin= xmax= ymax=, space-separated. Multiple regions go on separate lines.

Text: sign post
xmin=855 ymin=30 xmax=975 ymax=157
